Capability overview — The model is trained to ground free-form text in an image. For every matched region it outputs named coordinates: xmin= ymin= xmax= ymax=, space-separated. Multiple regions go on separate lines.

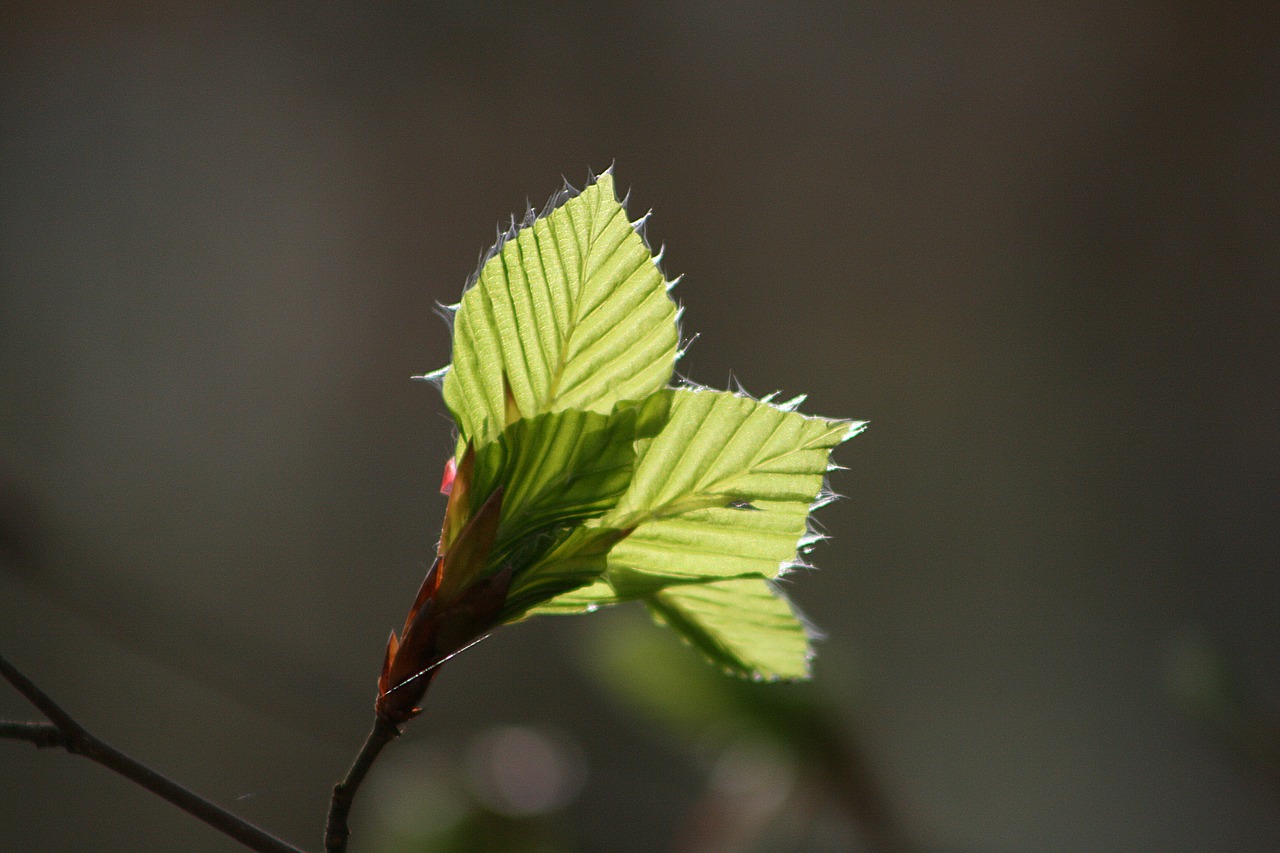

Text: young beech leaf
xmin=648 ymin=577 xmax=814 ymax=680
xmin=499 ymin=525 xmax=630 ymax=624
xmin=434 ymin=171 xmax=679 ymax=450
xmin=393 ymin=171 xmax=862 ymax=700
xmin=468 ymin=405 xmax=650 ymax=573
xmin=527 ymin=388 xmax=862 ymax=600
xmin=522 ymin=388 xmax=861 ymax=678
xmin=609 ymin=387 xmax=858 ymax=526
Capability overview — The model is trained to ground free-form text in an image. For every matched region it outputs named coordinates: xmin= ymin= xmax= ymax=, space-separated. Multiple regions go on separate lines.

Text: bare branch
xmin=0 ymin=720 xmax=67 ymax=749
xmin=324 ymin=715 xmax=400 ymax=853
xmin=0 ymin=653 xmax=309 ymax=853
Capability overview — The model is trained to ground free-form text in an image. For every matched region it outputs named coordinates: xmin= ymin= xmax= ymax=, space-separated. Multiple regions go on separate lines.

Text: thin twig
xmin=0 ymin=719 xmax=67 ymax=749
xmin=324 ymin=715 xmax=400 ymax=853
xmin=0 ymin=653 xmax=308 ymax=853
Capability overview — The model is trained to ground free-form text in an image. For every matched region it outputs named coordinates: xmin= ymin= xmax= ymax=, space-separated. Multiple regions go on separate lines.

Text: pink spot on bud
xmin=440 ymin=456 xmax=457 ymax=495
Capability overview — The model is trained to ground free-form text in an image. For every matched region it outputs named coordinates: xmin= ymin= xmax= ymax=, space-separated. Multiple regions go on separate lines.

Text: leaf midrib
xmin=544 ymin=186 xmax=633 ymax=408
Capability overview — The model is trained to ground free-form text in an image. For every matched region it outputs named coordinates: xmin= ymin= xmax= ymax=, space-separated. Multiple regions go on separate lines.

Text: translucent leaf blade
xmin=647 ymin=577 xmax=815 ymax=680
xmin=471 ymin=408 xmax=641 ymax=562
xmin=441 ymin=173 xmax=679 ymax=448
xmin=501 ymin=527 xmax=627 ymax=623
xmin=528 ymin=388 xmax=861 ymax=680
xmin=606 ymin=500 xmax=813 ymax=596
xmin=610 ymin=389 xmax=856 ymax=525
xmin=602 ymin=388 xmax=859 ymax=588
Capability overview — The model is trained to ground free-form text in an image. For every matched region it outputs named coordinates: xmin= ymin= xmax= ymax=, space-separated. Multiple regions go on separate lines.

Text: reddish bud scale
xmin=375 ymin=457 xmax=510 ymax=726
xmin=375 ymin=564 xmax=512 ymax=724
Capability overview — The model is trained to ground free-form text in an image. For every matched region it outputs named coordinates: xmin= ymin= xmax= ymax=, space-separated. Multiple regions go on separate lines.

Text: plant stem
xmin=324 ymin=715 xmax=400 ymax=853
xmin=0 ymin=719 xmax=65 ymax=748
xmin=0 ymin=653 xmax=308 ymax=853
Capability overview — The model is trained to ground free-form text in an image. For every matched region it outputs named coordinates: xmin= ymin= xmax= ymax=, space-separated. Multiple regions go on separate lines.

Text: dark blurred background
xmin=2 ymin=3 xmax=1277 ymax=852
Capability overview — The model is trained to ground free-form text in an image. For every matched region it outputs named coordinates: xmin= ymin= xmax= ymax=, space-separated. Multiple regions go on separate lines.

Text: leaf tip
xmin=842 ymin=420 xmax=869 ymax=442
xmin=675 ymin=331 xmax=698 ymax=365
xmin=591 ymin=162 xmax=617 ymax=192
xmin=413 ymin=365 xmax=449 ymax=387
xmin=378 ymin=630 xmax=401 ymax=698
xmin=778 ymin=393 xmax=808 ymax=412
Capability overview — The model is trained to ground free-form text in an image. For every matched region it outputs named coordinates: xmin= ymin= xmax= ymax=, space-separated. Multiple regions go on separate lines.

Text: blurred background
xmin=1 ymin=3 xmax=1277 ymax=852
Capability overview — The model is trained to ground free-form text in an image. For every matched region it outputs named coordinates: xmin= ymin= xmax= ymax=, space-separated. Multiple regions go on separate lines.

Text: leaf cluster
xmin=423 ymin=171 xmax=861 ymax=680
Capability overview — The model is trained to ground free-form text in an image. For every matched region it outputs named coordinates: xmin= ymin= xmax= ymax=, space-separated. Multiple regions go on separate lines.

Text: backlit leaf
xmin=648 ymin=577 xmax=815 ymax=680
xmin=419 ymin=172 xmax=863 ymax=682
xmin=435 ymin=172 xmax=679 ymax=449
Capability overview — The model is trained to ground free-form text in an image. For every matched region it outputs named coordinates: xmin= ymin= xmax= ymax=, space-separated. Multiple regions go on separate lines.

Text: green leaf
xmin=604 ymin=388 xmax=859 ymax=589
xmin=521 ymin=576 xmax=616 ymax=615
xmin=647 ymin=577 xmax=815 ymax=680
xmin=437 ymin=172 xmax=679 ymax=449
xmin=419 ymin=171 xmax=863 ymax=682
xmin=591 ymin=613 xmax=849 ymax=757
xmin=499 ymin=526 xmax=625 ymax=623
xmin=463 ymin=393 xmax=673 ymax=620
xmin=470 ymin=407 xmax=640 ymax=568
xmin=526 ymin=388 xmax=860 ymax=677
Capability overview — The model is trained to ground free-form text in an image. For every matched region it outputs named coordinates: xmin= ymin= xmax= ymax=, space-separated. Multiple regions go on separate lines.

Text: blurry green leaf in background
xmin=590 ymin=614 xmax=910 ymax=853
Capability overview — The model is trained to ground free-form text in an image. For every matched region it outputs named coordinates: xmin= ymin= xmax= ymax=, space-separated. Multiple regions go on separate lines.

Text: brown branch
xmin=324 ymin=715 xmax=400 ymax=853
xmin=0 ymin=719 xmax=67 ymax=749
xmin=0 ymin=653 xmax=308 ymax=853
